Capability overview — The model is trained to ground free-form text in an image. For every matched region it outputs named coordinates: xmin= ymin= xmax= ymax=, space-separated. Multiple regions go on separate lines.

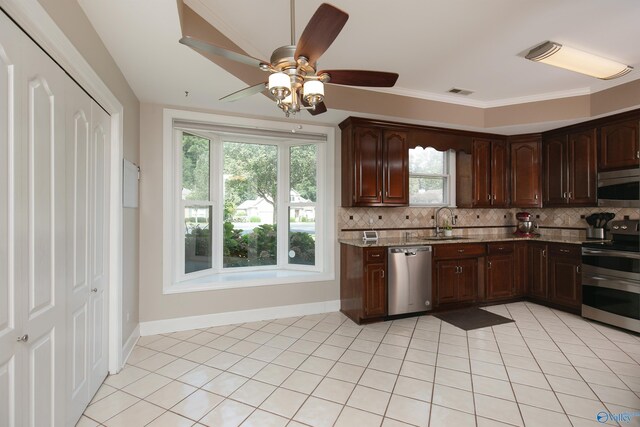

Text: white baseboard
xmin=139 ymin=299 xmax=341 ymax=336
xmin=120 ymin=324 xmax=140 ymax=368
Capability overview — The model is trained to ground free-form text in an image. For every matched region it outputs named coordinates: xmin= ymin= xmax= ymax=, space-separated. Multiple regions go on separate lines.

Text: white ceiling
xmin=78 ymin=0 xmax=640 ymax=132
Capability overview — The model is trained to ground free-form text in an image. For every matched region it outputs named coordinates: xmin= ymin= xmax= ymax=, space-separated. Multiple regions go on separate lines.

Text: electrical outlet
xmin=369 ymin=218 xmax=374 ymax=225
xmin=126 ymin=312 xmax=130 ymax=322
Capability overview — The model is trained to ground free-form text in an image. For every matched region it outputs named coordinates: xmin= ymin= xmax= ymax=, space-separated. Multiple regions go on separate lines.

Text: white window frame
xmin=162 ymin=109 xmax=335 ymax=294
xmin=408 ymin=148 xmax=456 ymax=207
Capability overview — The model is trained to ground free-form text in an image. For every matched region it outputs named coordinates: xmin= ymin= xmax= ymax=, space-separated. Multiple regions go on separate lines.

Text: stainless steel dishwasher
xmin=387 ymin=246 xmax=433 ymax=315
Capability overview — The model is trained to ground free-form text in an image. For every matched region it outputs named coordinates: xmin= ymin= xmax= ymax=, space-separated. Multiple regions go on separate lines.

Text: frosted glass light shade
xmin=268 ymin=72 xmax=291 ymax=90
xmin=303 ymin=80 xmax=324 ymax=96
xmin=526 ymin=41 xmax=632 ymax=80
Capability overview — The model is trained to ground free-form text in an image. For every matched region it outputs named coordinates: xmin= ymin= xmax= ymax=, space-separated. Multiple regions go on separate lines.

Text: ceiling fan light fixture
xmin=525 ymin=41 xmax=633 ymax=80
xmin=303 ymin=80 xmax=324 ymax=106
xmin=268 ymin=72 xmax=291 ymax=100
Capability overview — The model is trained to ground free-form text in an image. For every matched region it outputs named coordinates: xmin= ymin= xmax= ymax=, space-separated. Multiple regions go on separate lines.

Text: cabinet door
xmin=527 ymin=243 xmax=548 ymax=299
xmin=472 ymin=139 xmax=492 ymax=207
xmin=514 ymin=242 xmax=528 ymax=297
xmin=549 ymin=258 xmax=581 ymax=309
xmin=543 ymin=135 xmax=568 ymax=206
xmin=363 ymin=262 xmax=386 ymax=318
xmin=486 ymin=254 xmax=514 ymax=300
xmin=599 ymin=120 xmax=640 ymax=171
xmin=353 ymin=127 xmax=382 ymax=205
xmin=568 ymin=129 xmax=597 ymax=205
xmin=491 ymin=140 xmax=510 ymax=207
xmin=436 ymin=260 xmax=458 ymax=305
xmin=458 ymin=259 xmax=478 ymax=302
xmin=511 ymin=140 xmax=541 ymax=207
xmin=383 ymin=130 xmax=409 ymax=205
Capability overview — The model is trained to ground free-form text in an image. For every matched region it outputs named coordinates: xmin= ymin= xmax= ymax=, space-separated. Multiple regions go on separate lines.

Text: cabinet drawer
xmin=434 ymin=243 xmax=485 ymax=259
xmin=549 ymin=244 xmax=581 ymax=258
xmin=487 ymin=242 xmax=514 ymax=255
xmin=364 ymin=248 xmax=386 ymax=263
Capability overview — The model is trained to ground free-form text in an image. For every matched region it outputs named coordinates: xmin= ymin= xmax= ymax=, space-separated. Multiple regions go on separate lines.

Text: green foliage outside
xmin=182 ymin=133 xmax=317 ymax=270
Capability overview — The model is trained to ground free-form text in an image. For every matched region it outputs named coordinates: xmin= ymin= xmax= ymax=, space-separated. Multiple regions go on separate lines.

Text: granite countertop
xmin=339 ymin=234 xmax=594 ymax=248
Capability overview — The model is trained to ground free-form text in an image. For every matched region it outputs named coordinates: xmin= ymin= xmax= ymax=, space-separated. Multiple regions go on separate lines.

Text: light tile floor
xmin=79 ymin=302 xmax=640 ymax=427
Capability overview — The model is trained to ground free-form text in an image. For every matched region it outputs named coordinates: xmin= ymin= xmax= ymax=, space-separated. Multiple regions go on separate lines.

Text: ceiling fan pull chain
xmin=290 ymin=0 xmax=296 ymax=45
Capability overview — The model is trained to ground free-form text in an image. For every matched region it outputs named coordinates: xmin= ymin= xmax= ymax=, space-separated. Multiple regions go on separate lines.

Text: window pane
xmin=409 ymin=147 xmax=444 ymax=174
xmin=290 ymin=145 xmax=317 ymax=202
xmin=409 ymin=177 xmax=445 ymax=205
xmin=182 ymin=133 xmax=210 ymax=201
xmin=223 ymin=141 xmax=278 ymax=268
xmin=184 ymin=205 xmax=212 ymax=273
xmin=289 ymin=207 xmax=316 ymax=266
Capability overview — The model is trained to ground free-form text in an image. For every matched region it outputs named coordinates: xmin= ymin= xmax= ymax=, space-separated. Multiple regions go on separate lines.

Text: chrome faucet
xmin=435 ymin=207 xmax=456 ymax=236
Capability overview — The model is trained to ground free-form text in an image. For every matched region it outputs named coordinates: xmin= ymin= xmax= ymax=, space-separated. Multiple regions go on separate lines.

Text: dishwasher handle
xmin=389 ymin=246 xmax=433 ymax=255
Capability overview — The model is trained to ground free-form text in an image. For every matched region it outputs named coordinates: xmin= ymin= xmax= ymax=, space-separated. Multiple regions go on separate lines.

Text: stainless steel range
xmin=582 ymin=219 xmax=640 ymax=333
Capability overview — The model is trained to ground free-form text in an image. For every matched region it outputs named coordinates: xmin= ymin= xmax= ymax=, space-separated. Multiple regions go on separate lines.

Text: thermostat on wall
xmin=363 ymin=230 xmax=379 ymax=242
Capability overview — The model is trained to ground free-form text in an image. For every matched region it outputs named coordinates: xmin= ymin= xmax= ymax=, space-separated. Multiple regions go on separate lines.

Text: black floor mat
xmin=434 ymin=307 xmax=514 ymax=331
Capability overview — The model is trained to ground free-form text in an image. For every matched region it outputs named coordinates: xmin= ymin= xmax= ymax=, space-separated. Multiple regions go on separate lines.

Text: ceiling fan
xmin=179 ymin=1 xmax=399 ymax=117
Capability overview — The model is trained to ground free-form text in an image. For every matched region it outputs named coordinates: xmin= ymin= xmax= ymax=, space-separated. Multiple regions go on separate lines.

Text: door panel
xmin=29 ymin=330 xmax=55 ymax=427
xmin=383 ymin=130 xmax=408 ymax=205
xmin=599 ymin=120 xmax=639 ymax=170
xmin=88 ymin=102 xmax=110 ymax=397
xmin=543 ymin=135 xmax=567 ymax=206
xmin=486 ymin=254 xmax=514 ymax=300
xmin=511 ymin=140 xmax=541 ymax=207
xmin=436 ymin=260 xmax=458 ymax=305
xmin=0 ymin=357 xmax=16 ymax=427
xmin=66 ymin=81 xmax=92 ymax=423
xmin=568 ymin=129 xmax=597 ymax=205
xmin=353 ymin=127 xmax=382 ymax=205
xmin=458 ymin=259 xmax=478 ymax=302
xmin=490 ymin=140 xmax=509 ymax=207
xmin=472 ymin=139 xmax=491 ymax=207
xmin=23 ymin=37 xmax=67 ymax=427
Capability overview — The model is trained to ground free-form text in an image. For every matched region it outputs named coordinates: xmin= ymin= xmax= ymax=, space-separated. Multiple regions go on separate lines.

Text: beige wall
xmin=37 ymin=0 xmax=141 ymax=343
xmin=138 ymin=103 xmax=340 ymax=323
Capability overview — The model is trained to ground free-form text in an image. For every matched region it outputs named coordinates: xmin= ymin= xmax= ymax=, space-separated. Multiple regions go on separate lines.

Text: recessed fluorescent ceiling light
xmin=525 ymin=41 xmax=633 ymax=80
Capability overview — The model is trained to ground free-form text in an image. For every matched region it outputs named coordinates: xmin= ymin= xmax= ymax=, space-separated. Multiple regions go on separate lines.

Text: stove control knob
xmin=621 ymin=225 xmax=628 ymax=230
xmin=613 ymin=225 xmax=619 ymax=230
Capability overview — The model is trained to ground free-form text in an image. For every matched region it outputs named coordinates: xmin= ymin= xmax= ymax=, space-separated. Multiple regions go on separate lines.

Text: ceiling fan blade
xmin=220 ymin=82 xmax=267 ymax=102
xmin=320 ymin=70 xmax=399 ymax=87
xmin=180 ymin=36 xmax=267 ymax=68
xmin=302 ymin=98 xmax=327 ymax=115
xmin=295 ymin=3 xmax=348 ymax=64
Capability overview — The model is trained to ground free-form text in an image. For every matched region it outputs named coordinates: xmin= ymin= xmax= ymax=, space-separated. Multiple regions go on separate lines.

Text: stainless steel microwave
xmin=598 ymin=168 xmax=640 ymax=208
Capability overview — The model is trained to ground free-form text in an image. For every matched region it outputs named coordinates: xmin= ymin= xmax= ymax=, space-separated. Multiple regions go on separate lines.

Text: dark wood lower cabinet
xmin=514 ymin=242 xmax=527 ymax=297
xmin=548 ymin=244 xmax=582 ymax=310
xmin=527 ymin=242 xmax=548 ymax=299
xmin=434 ymin=243 xmax=483 ymax=307
xmin=363 ymin=262 xmax=386 ymax=318
xmin=340 ymin=244 xmax=387 ymax=324
xmin=486 ymin=254 xmax=515 ymax=300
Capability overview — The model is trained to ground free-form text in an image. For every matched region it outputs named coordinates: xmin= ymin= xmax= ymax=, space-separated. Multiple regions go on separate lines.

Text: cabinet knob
xmin=563 ymin=192 xmax=567 ymax=199
xmin=488 ymin=261 xmax=492 ymax=269
xmin=370 ymin=254 xmax=381 ymax=258
xmin=559 ymin=249 xmax=570 ymax=253
xmin=493 ymin=195 xmax=497 ymax=201
xmin=457 ymin=249 xmax=464 ymax=253
xmin=17 ymin=334 xmax=28 ymax=342
xmin=568 ymin=192 xmax=572 ymax=199
xmin=542 ymin=249 xmax=546 ymax=257
xmin=487 ymin=194 xmax=491 ymax=200
xmin=534 ymin=193 xmax=538 ymax=200
xmin=636 ymin=151 xmax=639 ymax=159
xmin=381 ymin=270 xmax=385 ymax=278
xmin=576 ymin=266 xmax=581 ymax=273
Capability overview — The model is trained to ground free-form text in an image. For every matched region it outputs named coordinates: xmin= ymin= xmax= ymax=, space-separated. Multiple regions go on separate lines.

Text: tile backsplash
xmin=338 ymin=206 xmax=638 ymax=240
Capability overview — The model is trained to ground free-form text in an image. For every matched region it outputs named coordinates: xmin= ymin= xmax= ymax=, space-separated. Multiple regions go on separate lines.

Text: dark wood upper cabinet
xmin=341 ymin=123 xmax=408 ymax=207
xmin=599 ymin=119 xmax=640 ymax=171
xmin=383 ymin=130 xmax=409 ymax=205
xmin=568 ymin=129 xmax=598 ymax=205
xmin=543 ymin=129 xmax=597 ymax=206
xmin=467 ymin=138 xmax=509 ymax=208
xmin=510 ymin=136 xmax=542 ymax=208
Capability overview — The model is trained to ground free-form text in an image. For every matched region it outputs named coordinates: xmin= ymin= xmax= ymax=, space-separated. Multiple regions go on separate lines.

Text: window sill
xmin=165 ymin=269 xmax=334 ymax=294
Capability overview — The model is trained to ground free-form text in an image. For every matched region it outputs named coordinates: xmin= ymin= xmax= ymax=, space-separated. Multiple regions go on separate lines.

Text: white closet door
xmin=88 ymin=101 xmax=110 ymax=399
xmin=66 ymin=80 xmax=92 ymax=424
xmin=0 ymin=12 xmax=22 ymax=427
xmin=19 ymin=25 xmax=67 ymax=427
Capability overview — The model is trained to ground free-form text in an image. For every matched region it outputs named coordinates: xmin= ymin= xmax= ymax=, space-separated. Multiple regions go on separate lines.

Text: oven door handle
xmin=582 ymin=249 xmax=640 ymax=260
xmin=583 ymin=276 xmax=640 ymax=293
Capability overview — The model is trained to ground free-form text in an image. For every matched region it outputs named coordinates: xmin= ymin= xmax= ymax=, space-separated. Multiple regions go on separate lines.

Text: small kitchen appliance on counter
xmin=585 ymin=212 xmax=615 ymax=240
xmin=513 ymin=211 xmax=539 ymax=237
